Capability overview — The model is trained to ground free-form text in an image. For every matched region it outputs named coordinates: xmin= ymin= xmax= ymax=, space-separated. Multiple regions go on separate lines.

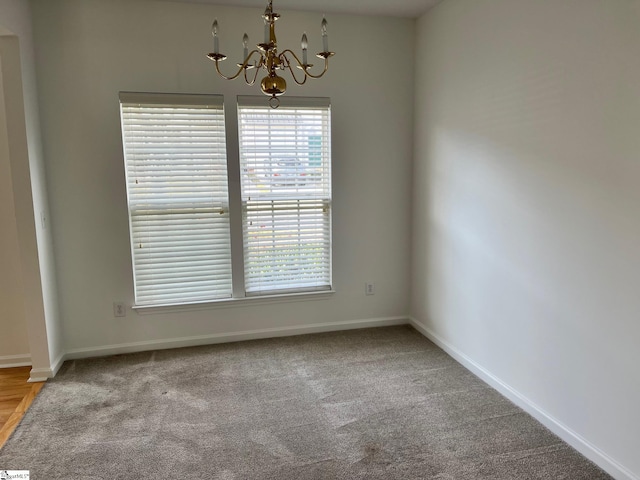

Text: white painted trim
xmin=133 ymin=289 xmax=335 ymax=314
xmin=0 ymin=353 xmax=31 ymax=368
xmin=65 ymin=316 xmax=409 ymax=360
xmin=25 ymin=353 xmax=64 ymax=382
xmin=409 ymin=317 xmax=638 ymax=480
xmin=49 ymin=352 xmax=65 ymax=377
xmin=28 ymin=366 xmax=52 ymax=383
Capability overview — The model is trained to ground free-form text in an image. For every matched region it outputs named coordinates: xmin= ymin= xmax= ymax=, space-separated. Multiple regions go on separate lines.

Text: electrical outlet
xmin=113 ymin=302 xmax=126 ymax=317
xmin=365 ymin=282 xmax=375 ymax=296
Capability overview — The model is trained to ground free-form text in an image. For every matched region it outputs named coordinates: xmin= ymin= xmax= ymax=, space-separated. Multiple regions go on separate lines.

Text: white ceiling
xmin=165 ymin=0 xmax=443 ymax=18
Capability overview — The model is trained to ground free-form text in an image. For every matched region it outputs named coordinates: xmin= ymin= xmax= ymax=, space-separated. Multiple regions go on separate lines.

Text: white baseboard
xmin=50 ymin=352 xmax=65 ymax=377
xmin=0 ymin=353 xmax=31 ymax=369
xmin=409 ymin=317 xmax=638 ymax=480
xmin=64 ymin=316 xmax=409 ymax=361
xmin=25 ymin=353 xmax=65 ymax=382
xmin=28 ymin=367 xmax=53 ymax=383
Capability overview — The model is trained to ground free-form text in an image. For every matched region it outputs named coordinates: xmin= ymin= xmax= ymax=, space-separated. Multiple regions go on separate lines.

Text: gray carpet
xmin=0 ymin=326 xmax=611 ymax=479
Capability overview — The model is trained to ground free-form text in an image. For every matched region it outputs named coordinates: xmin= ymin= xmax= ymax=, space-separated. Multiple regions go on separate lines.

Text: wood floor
xmin=0 ymin=367 xmax=44 ymax=449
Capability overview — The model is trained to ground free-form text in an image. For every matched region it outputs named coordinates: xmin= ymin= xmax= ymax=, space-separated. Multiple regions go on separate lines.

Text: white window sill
xmin=132 ymin=289 xmax=336 ymax=315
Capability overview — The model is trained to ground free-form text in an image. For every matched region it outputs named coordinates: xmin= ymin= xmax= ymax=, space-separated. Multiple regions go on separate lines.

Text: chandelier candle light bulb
xmin=207 ymin=0 xmax=334 ymax=108
xmin=301 ymin=32 xmax=308 ymax=65
xmin=263 ymin=18 xmax=269 ymax=44
xmin=212 ymin=19 xmax=219 ymax=54
xmin=321 ymin=17 xmax=328 ymax=52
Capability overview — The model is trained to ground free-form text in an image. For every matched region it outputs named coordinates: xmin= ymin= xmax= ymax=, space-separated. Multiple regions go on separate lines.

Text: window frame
xmin=236 ymin=96 xmax=333 ymax=297
xmin=120 ymin=93 xmax=334 ymax=310
xmin=119 ymin=92 xmax=233 ymax=307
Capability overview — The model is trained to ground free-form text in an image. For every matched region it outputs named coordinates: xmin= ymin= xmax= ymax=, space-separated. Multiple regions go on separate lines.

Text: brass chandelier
xmin=207 ymin=1 xmax=334 ymax=108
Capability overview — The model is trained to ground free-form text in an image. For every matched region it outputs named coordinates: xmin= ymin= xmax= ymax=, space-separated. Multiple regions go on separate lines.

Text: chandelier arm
xmin=211 ymin=50 xmax=263 ymax=81
xmin=280 ymin=51 xmax=308 ymax=86
xmin=243 ymin=63 xmax=261 ymax=85
xmin=303 ymin=56 xmax=330 ymax=79
xmin=281 ymin=49 xmax=330 ymax=79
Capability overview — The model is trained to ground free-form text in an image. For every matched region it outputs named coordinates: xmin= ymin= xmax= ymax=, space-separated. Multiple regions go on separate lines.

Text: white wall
xmin=0 ymin=0 xmax=63 ymax=377
xmin=412 ymin=1 xmax=640 ymax=478
xmin=0 ymin=54 xmax=30 ymax=364
xmin=30 ymin=0 xmax=414 ymax=354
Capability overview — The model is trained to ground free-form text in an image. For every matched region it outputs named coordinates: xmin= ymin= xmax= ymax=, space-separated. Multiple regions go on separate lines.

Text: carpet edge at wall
xmin=409 ymin=316 xmax=637 ymax=480
xmin=63 ymin=316 xmax=410 ymax=362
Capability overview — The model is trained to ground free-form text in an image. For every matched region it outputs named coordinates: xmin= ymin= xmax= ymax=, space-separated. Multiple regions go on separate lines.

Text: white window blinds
xmin=237 ymin=96 xmax=332 ymax=295
xmin=119 ymin=93 xmax=232 ymax=306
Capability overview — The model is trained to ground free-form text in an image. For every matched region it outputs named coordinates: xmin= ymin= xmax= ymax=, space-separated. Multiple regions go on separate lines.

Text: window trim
xmin=119 ymin=92 xmax=233 ymax=307
xmin=131 ymin=288 xmax=336 ymax=314
xmin=237 ymin=96 xmax=333 ymax=296
xmin=119 ymin=92 xmax=333 ymax=308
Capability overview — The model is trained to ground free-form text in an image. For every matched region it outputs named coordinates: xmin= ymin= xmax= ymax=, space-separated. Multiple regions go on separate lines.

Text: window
xmin=120 ymin=93 xmax=231 ymax=306
xmin=238 ymin=97 xmax=332 ymax=295
xmin=120 ymin=93 xmax=332 ymax=307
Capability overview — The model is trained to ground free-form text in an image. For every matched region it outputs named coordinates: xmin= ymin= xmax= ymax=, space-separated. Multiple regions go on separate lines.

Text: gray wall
xmin=0 ymin=0 xmax=63 ymax=377
xmin=30 ymin=0 xmax=414 ymax=354
xmin=0 ymin=45 xmax=30 ymax=363
xmin=412 ymin=1 xmax=640 ymax=478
